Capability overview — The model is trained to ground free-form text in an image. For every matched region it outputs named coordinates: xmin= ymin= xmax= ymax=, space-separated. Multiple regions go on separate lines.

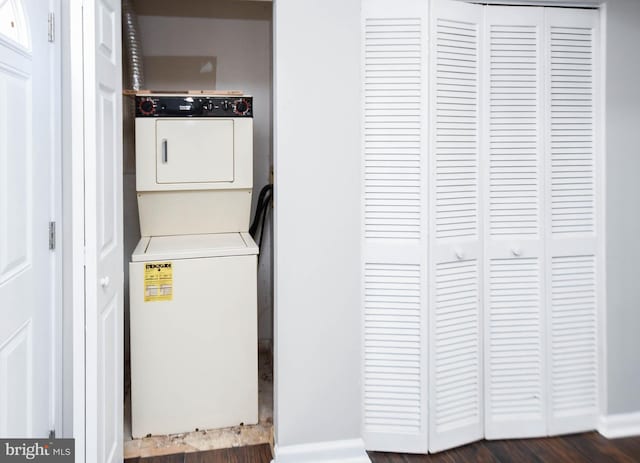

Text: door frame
xmin=61 ymin=0 xmax=86 ymax=456
xmin=595 ymin=0 xmax=608 ymax=429
xmin=48 ymin=0 xmax=64 ymax=439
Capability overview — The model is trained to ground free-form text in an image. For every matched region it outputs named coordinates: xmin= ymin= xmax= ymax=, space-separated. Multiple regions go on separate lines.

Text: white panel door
xmin=362 ymin=0 xmax=428 ymax=453
xmin=0 ymin=0 xmax=58 ymax=438
xmin=483 ymin=6 xmax=547 ymax=440
xmin=83 ymin=0 xmax=123 ymax=462
xmin=428 ymin=0 xmax=483 ymax=453
xmin=544 ymin=7 xmax=599 ymax=436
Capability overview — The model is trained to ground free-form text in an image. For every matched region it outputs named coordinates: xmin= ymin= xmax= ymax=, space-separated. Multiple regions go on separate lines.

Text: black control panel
xmin=135 ymin=95 xmax=253 ymax=118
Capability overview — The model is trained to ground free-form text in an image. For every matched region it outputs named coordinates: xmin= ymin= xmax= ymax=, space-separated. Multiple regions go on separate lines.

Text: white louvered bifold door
xmin=427 ymin=0 xmax=484 ymax=452
xmin=362 ymin=0 xmax=429 ymax=453
xmin=361 ymin=1 xmax=601 ymax=453
xmin=544 ymin=7 xmax=600 ymax=436
xmin=482 ymin=6 xmax=547 ymax=440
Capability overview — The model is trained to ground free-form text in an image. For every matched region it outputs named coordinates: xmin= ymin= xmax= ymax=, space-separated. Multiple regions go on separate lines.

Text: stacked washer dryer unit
xmin=130 ymin=94 xmax=258 ymax=438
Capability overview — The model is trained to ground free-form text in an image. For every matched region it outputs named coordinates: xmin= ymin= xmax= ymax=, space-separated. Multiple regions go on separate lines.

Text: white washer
xmin=129 ymin=232 xmax=258 ymax=437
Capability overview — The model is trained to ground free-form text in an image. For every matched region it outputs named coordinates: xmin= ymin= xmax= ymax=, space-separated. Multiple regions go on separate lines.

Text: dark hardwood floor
xmin=124 ymin=444 xmax=272 ymax=463
xmin=368 ymin=433 xmax=640 ymax=463
xmin=123 ymin=434 xmax=640 ymax=462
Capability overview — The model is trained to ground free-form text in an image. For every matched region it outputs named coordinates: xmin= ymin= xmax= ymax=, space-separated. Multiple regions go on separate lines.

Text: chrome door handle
xmin=162 ymin=139 xmax=168 ymax=163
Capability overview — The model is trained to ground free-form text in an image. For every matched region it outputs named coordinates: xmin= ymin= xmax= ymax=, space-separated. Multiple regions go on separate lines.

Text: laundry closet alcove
xmin=362 ymin=0 xmax=604 ymax=454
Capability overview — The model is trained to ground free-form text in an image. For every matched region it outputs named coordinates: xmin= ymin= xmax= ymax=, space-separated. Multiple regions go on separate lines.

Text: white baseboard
xmin=598 ymin=411 xmax=640 ymax=439
xmin=274 ymin=438 xmax=371 ymax=463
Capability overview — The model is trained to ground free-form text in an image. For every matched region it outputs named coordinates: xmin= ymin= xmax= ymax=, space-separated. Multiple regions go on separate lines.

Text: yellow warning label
xmin=144 ymin=262 xmax=173 ymax=302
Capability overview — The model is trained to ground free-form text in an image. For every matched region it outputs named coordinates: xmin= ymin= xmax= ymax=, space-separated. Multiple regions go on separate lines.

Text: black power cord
xmin=250 ymin=184 xmax=273 ymax=257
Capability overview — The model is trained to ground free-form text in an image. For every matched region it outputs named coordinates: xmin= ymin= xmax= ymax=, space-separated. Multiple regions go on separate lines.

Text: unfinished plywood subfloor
xmin=124 ymin=348 xmax=273 ymax=459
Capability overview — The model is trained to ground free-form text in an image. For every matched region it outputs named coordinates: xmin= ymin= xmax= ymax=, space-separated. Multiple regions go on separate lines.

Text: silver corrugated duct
xmin=123 ymin=0 xmax=144 ymax=90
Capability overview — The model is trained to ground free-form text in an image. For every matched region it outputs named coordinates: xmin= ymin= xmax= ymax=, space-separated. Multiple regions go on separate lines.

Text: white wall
xmin=273 ymin=0 xmax=364 ymax=452
xmin=123 ymin=1 xmax=274 ymax=344
xmin=604 ymin=0 xmax=640 ymax=415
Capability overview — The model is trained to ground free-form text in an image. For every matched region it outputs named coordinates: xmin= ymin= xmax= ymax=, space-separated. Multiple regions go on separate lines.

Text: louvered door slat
xmin=363 ymin=261 xmax=426 ymax=449
xmin=362 ymin=0 xmax=428 ymax=453
xmin=549 ymin=23 xmax=595 ymax=235
xmin=433 ymin=260 xmax=481 ymax=432
xmin=433 ymin=8 xmax=480 ymax=243
xmin=364 ymin=10 xmax=422 ymax=241
xmin=484 ymin=6 xmax=546 ymax=440
xmin=429 ymin=0 xmax=483 ymax=453
xmin=544 ymin=7 xmax=599 ymax=436
xmin=488 ymin=22 xmax=540 ymax=238
xmin=486 ymin=257 xmax=545 ymax=437
xmin=549 ymin=254 xmax=597 ymax=427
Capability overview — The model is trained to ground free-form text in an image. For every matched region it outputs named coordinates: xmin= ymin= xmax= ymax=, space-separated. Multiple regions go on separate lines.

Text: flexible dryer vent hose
xmin=123 ymin=0 xmax=145 ymax=90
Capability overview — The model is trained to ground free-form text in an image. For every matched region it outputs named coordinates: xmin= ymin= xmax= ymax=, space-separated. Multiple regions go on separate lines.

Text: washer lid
xmin=131 ymin=232 xmax=258 ymax=262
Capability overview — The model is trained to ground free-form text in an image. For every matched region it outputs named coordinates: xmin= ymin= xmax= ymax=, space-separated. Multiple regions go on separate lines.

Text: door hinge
xmin=49 ymin=429 xmax=55 ymax=439
xmin=48 ymin=12 xmax=55 ymax=43
xmin=49 ymin=221 xmax=56 ymax=250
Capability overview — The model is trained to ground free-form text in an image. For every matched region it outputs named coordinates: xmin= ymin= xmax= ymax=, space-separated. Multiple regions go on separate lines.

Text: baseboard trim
xmin=274 ymin=438 xmax=371 ymax=463
xmin=598 ymin=411 xmax=640 ymax=439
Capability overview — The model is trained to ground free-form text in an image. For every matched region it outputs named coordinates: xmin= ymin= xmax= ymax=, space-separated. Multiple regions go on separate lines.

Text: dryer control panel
xmin=136 ymin=95 xmax=253 ymax=118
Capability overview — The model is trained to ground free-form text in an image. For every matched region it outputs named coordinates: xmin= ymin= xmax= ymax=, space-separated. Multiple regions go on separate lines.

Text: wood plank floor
xmin=368 ymin=433 xmax=640 ymax=462
xmin=124 ymin=443 xmax=272 ymax=463
xmin=123 ymin=433 xmax=640 ymax=462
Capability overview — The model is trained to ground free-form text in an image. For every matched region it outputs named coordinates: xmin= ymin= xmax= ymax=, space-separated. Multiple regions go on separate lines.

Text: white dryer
xmin=134 ymin=94 xmax=254 ymax=236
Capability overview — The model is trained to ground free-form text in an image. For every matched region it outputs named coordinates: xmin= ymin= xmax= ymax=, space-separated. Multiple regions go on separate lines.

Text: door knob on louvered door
xmin=455 ymin=249 xmax=465 ymax=260
xmin=100 ymin=276 xmax=110 ymax=288
xmin=511 ymin=248 xmax=522 ymax=257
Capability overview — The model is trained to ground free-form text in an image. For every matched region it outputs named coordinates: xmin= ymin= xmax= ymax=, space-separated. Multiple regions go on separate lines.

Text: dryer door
xmin=155 ymin=119 xmax=235 ymax=184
